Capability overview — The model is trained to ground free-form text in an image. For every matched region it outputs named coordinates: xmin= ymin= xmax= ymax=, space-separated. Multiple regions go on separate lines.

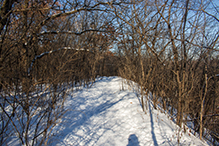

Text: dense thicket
xmin=0 ymin=0 xmax=218 ymax=145
xmin=0 ymin=0 xmax=117 ymax=145
xmin=114 ymin=0 xmax=219 ymax=144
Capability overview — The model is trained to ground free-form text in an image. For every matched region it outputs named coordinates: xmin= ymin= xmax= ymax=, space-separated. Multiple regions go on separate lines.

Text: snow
xmin=47 ymin=76 xmax=208 ymax=146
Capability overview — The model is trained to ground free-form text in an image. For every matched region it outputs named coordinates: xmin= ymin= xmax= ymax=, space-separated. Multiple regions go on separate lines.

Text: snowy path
xmin=49 ymin=76 xmax=207 ymax=146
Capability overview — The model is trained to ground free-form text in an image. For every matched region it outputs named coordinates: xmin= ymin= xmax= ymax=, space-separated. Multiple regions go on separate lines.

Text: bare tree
xmin=113 ymin=0 xmax=219 ymax=144
xmin=0 ymin=0 xmax=118 ymax=145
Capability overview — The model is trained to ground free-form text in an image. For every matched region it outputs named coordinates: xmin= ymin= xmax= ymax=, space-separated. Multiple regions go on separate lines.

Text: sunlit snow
xmin=47 ymin=76 xmax=208 ymax=146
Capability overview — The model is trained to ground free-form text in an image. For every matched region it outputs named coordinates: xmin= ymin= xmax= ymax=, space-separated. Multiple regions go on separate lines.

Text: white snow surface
xmin=48 ymin=76 xmax=208 ymax=146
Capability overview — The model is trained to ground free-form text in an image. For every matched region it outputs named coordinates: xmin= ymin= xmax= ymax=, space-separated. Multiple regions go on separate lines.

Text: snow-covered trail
xmin=49 ymin=76 xmax=207 ymax=146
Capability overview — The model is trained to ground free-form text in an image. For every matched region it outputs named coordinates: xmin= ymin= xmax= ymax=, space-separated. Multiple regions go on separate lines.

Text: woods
xmin=0 ymin=0 xmax=218 ymax=145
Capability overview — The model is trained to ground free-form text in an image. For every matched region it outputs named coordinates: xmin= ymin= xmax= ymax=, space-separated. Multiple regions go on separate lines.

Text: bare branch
xmin=39 ymin=29 xmax=114 ymax=36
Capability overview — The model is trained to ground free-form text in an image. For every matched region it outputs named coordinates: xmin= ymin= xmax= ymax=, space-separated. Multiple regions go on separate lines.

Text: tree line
xmin=0 ymin=0 xmax=218 ymax=145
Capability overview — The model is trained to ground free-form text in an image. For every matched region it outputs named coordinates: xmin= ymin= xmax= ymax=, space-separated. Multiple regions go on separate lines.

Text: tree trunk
xmin=200 ymin=64 xmax=208 ymax=140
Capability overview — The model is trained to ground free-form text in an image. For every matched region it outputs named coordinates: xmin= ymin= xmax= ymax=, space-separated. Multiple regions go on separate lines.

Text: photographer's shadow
xmin=127 ymin=134 xmax=140 ymax=146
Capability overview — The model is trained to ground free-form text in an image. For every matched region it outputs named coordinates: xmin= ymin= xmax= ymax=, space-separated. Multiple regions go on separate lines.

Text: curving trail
xmin=49 ymin=76 xmax=208 ymax=146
